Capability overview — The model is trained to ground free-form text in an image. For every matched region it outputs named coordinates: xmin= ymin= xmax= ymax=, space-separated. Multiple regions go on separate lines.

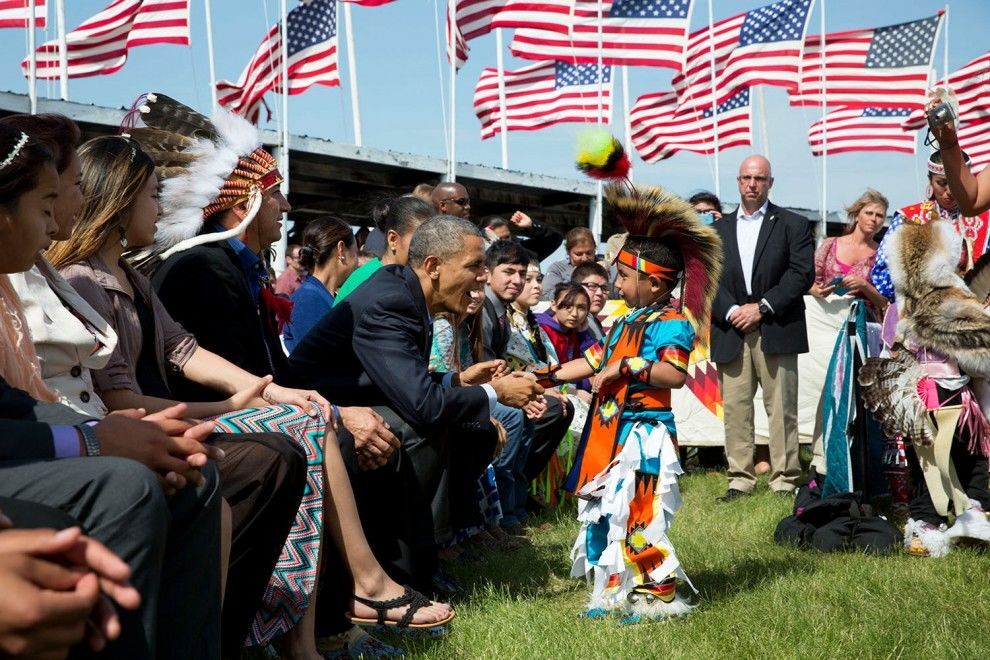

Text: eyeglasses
xmin=441 ymin=197 xmax=470 ymax=206
xmin=581 ymin=282 xmax=608 ymax=292
xmin=737 ymin=175 xmax=770 ymax=184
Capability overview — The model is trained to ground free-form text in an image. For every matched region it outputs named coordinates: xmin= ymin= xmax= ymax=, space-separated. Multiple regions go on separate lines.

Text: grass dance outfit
xmin=569 ymin=304 xmax=696 ymax=620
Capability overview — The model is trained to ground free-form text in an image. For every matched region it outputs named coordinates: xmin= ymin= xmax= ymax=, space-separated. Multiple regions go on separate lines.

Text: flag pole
xmin=593 ymin=0 xmax=604 ymax=241
xmin=622 ymin=65 xmax=631 ymax=181
xmin=55 ymin=0 xmax=68 ymax=100
xmin=942 ymin=4 xmax=949 ymax=83
xmin=495 ymin=28 xmax=508 ymax=168
xmin=820 ymin=0 xmax=827 ymax=226
xmin=343 ymin=1 xmax=363 ymax=146
xmin=756 ymin=86 xmax=769 ymax=160
xmin=276 ymin=0 xmax=291 ymax=274
xmin=204 ymin=0 xmax=218 ymax=109
xmin=447 ymin=0 xmax=456 ymax=181
xmin=27 ymin=0 xmax=37 ymax=113
xmin=707 ymin=0 xmax=719 ymax=198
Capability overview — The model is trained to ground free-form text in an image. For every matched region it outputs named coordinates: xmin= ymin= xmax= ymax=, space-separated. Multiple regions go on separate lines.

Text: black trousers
xmin=333 ymin=406 xmax=496 ymax=591
xmin=524 ymin=395 xmax=573 ymax=481
xmin=208 ymin=433 xmax=307 ymax=656
xmin=907 ymin=441 xmax=990 ymax=526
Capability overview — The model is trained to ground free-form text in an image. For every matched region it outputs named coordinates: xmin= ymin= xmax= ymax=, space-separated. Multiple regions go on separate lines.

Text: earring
xmin=925 ymin=183 xmax=934 ymax=200
xmin=118 ymin=227 xmax=128 ymax=249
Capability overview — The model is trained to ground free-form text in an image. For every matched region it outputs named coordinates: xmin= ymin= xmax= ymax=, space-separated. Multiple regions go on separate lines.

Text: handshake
xmin=457 ymin=360 xmax=545 ymax=409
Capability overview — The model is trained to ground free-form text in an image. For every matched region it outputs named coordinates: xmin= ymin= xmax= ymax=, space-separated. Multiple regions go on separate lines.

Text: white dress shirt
xmin=726 ymin=201 xmax=773 ymax=322
xmin=737 ymin=200 xmax=768 ymax=295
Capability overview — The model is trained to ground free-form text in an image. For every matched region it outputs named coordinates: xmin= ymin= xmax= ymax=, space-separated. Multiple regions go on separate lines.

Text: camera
xmin=926 ymin=100 xmax=958 ymax=131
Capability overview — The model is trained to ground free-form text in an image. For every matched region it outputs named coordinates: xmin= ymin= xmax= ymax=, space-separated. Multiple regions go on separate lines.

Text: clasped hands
xmin=728 ymin=303 xmax=763 ymax=334
xmin=0 ymin=518 xmax=141 ymax=658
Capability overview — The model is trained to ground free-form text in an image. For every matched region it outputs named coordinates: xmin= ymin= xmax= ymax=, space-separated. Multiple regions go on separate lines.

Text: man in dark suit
xmin=287 ymin=215 xmax=542 ymax=588
xmin=710 ymin=155 xmax=815 ymax=501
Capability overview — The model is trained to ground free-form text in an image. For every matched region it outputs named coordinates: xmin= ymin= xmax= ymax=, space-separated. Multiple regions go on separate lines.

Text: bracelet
xmin=619 ymin=357 xmax=654 ymax=384
xmin=331 ymin=404 xmax=341 ymax=426
xmin=75 ymin=422 xmax=101 ymax=457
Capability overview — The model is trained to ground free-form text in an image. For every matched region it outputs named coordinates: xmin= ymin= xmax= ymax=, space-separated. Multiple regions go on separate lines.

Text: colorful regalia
xmin=560 ymin=177 xmax=722 ymax=621
xmin=859 ymin=220 xmax=990 ymax=557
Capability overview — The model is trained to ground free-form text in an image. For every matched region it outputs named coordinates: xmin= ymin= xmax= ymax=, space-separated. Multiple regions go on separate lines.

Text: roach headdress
xmin=573 ymin=129 xmax=722 ymax=326
xmin=606 ymin=184 xmax=723 ymax=327
xmin=123 ymin=93 xmax=284 ymax=261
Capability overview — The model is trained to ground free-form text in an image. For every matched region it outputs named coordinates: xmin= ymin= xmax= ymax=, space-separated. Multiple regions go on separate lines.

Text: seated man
xmin=0 ymin=376 xmax=222 ymax=658
xmin=287 ymin=215 xmax=542 ymax=588
xmin=482 ymin=240 xmax=574 ymax=504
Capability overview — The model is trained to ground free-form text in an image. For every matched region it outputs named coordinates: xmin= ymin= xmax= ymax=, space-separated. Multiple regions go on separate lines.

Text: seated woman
xmin=283 ymin=215 xmax=359 ymax=352
xmin=807 ymin=189 xmax=892 ymax=496
xmin=541 ymin=227 xmax=598 ymax=300
xmin=47 ymin=134 xmax=451 ymax=658
xmin=430 ymin=291 xmax=528 ymax=550
xmin=508 ymin=258 xmax=589 ymax=506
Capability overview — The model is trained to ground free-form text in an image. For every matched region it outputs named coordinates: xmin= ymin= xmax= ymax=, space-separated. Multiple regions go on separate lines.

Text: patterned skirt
xmin=210 ymin=405 xmax=327 ymax=646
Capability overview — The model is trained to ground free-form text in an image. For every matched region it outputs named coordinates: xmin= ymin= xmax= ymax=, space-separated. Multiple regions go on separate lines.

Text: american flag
xmin=510 ymin=0 xmax=693 ymax=69
xmin=630 ymin=88 xmax=751 ymax=162
xmin=20 ymin=0 xmax=187 ymax=78
xmin=790 ymin=12 xmax=943 ymax=109
xmin=0 ymin=0 xmax=45 ymax=28
xmin=447 ymin=0 xmax=573 ymax=69
xmin=808 ymin=107 xmax=915 ymax=156
xmin=672 ymin=0 xmax=812 ymax=111
xmin=473 ymin=61 xmax=611 ymax=139
xmin=901 ymin=52 xmax=990 ymax=171
xmin=217 ymin=0 xmax=339 ymax=124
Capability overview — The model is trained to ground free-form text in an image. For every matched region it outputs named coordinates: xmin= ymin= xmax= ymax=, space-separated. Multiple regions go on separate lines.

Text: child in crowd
xmin=571 ymin=261 xmax=611 ymax=341
xmin=537 ymin=283 xmax=593 ymax=364
xmin=537 ymin=185 xmax=721 ymax=622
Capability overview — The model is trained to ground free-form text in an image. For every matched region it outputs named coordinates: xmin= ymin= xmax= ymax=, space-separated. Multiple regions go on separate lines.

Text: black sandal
xmin=347 ymin=587 xmax=455 ymax=630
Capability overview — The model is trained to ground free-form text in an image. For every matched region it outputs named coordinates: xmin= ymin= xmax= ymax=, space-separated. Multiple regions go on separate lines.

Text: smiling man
xmin=286 ymin=216 xmax=542 ymax=589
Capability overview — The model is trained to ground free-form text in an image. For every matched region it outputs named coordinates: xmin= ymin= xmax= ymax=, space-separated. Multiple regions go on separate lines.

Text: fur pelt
xmin=605 ymin=184 xmax=723 ymax=327
xmin=887 ymin=220 xmax=990 ymax=379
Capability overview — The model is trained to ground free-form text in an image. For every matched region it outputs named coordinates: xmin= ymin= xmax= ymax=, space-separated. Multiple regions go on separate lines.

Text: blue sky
xmin=1 ymin=0 xmax=987 ymax=213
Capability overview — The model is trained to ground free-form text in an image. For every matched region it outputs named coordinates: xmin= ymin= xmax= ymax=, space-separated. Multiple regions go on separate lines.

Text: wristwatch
xmin=757 ymin=300 xmax=771 ymax=316
xmin=75 ymin=422 xmax=101 ymax=457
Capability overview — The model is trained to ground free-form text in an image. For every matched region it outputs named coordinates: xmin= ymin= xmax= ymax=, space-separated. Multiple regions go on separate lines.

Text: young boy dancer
xmin=538 ymin=184 xmax=722 ymax=622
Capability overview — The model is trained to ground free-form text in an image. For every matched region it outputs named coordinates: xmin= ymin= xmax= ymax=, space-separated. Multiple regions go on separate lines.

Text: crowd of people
xmin=1 ymin=90 xmax=990 ymax=660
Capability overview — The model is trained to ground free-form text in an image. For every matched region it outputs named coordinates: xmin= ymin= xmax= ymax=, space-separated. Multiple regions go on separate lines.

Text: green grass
xmin=395 ymin=470 xmax=990 ymax=660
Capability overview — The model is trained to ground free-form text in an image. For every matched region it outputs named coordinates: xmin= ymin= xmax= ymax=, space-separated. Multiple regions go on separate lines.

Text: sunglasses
xmin=441 ymin=197 xmax=470 ymax=206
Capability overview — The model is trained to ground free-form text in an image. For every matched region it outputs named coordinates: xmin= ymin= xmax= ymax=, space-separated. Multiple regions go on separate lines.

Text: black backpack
xmin=774 ymin=482 xmax=902 ymax=555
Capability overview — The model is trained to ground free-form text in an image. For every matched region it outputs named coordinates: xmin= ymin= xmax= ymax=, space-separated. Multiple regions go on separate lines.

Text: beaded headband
xmin=0 ymin=132 xmax=29 ymax=172
xmin=928 ymin=150 xmax=970 ymax=176
xmin=615 ymin=246 xmax=677 ymax=281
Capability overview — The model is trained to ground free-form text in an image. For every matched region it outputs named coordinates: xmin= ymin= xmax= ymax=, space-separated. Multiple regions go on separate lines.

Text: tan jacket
xmin=59 ymin=255 xmax=197 ymax=399
xmin=9 ymin=259 xmax=116 ymax=417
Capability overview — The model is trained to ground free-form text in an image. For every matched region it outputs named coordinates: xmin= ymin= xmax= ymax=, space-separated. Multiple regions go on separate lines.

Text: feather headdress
xmin=123 ymin=93 xmax=283 ymax=262
xmin=605 ymin=184 xmax=723 ymax=327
